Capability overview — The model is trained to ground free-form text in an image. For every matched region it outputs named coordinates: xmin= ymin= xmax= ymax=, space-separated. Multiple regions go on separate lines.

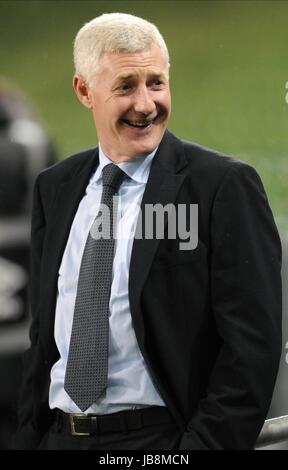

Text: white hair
xmin=73 ymin=12 xmax=170 ymax=86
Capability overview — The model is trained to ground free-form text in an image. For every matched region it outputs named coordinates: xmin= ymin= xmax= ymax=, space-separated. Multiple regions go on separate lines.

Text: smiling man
xmin=13 ymin=13 xmax=282 ymax=450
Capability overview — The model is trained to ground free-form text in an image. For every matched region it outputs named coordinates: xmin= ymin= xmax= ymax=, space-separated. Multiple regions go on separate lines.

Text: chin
xmin=131 ymin=144 xmax=155 ymax=157
xmin=133 ymin=134 xmax=163 ymax=156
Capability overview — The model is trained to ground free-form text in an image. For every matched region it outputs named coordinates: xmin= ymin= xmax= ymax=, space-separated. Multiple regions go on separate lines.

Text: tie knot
xmin=102 ymin=163 xmax=125 ymax=190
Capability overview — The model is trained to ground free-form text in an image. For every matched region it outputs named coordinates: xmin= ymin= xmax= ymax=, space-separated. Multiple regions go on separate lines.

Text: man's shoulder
xmin=181 ymin=137 xmax=247 ymax=173
xmin=37 ymin=146 xmax=98 ymax=184
xmin=168 ymin=132 xmax=258 ymax=186
xmin=166 ymin=130 xmax=250 ymax=173
xmin=164 ymin=130 xmax=262 ymax=195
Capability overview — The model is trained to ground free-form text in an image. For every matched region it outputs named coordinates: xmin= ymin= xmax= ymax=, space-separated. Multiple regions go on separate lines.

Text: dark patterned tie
xmin=64 ymin=163 xmax=125 ymax=411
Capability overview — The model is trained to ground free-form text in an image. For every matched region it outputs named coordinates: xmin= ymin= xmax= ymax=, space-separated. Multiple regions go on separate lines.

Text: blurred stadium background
xmin=0 ymin=0 xmax=287 ymax=449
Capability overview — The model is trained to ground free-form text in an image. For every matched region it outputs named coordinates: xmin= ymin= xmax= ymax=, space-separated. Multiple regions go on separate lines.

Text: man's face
xmin=75 ymin=44 xmax=171 ymax=162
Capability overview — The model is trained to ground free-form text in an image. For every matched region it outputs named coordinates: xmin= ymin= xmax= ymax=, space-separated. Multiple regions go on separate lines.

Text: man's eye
xmin=151 ymin=80 xmax=163 ymax=88
xmin=117 ymin=84 xmax=131 ymax=92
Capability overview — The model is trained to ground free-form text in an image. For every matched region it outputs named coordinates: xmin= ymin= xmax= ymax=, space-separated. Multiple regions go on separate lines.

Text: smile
xmin=121 ymin=117 xmax=157 ymax=128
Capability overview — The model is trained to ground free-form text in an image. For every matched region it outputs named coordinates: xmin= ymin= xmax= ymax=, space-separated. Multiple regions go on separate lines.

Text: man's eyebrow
xmin=113 ymin=71 xmax=167 ymax=84
xmin=113 ymin=73 xmax=135 ymax=83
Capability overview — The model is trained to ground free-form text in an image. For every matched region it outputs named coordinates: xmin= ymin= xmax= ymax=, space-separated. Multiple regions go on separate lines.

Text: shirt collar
xmin=89 ymin=143 xmax=158 ymax=186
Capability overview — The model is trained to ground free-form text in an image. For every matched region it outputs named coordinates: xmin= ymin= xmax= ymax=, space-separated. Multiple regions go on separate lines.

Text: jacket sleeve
xmin=11 ymin=174 xmax=46 ymax=449
xmin=179 ymin=163 xmax=282 ymax=450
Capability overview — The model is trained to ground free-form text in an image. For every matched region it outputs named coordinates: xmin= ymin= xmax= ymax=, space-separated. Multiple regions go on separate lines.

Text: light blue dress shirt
xmin=49 ymin=145 xmax=166 ymax=414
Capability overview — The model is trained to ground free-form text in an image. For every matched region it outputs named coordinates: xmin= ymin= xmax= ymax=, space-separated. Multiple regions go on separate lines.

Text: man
xmin=13 ymin=13 xmax=282 ymax=450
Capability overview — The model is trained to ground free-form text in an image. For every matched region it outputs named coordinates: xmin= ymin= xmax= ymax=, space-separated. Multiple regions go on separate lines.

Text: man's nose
xmin=133 ymin=86 xmax=156 ymax=115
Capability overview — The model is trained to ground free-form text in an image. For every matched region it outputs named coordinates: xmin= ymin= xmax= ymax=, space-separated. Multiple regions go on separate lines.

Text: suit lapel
xmin=129 ymin=130 xmax=188 ymax=345
xmin=40 ymin=149 xmax=99 ymax=357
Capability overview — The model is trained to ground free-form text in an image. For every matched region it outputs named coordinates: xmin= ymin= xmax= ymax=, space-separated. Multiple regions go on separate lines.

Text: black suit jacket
xmin=13 ymin=130 xmax=282 ymax=450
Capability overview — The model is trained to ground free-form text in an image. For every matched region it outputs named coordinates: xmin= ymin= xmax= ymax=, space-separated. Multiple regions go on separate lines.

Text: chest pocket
xmin=151 ymin=244 xmax=205 ymax=271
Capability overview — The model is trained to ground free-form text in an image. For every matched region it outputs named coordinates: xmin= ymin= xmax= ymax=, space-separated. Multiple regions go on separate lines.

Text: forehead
xmin=98 ymin=44 xmax=168 ymax=81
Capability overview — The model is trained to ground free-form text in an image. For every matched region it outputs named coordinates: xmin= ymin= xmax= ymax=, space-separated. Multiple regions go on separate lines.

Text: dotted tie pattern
xmin=64 ymin=163 xmax=125 ymax=411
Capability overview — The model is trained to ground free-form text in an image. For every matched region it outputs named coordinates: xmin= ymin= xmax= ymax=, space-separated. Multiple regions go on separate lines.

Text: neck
xmin=99 ymin=144 xmax=150 ymax=163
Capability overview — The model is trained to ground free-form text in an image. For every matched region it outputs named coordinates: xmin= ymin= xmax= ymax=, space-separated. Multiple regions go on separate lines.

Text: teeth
xmin=123 ymin=119 xmax=152 ymax=128
xmin=133 ymin=122 xmax=149 ymax=127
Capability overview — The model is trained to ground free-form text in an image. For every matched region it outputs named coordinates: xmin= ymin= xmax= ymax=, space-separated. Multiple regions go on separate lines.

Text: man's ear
xmin=73 ymin=75 xmax=92 ymax=108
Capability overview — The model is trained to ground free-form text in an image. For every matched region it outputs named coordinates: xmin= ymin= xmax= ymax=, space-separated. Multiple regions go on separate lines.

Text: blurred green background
xmin=1 ymin=0 xmax=287 ymax=233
